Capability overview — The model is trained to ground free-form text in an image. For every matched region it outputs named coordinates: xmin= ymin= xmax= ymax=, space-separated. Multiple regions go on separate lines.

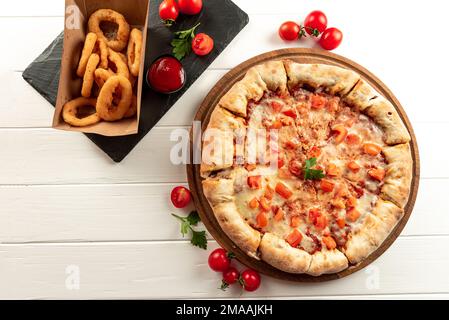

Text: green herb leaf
xmin=171 ymin=22 xmax=201 ymax=60
xmin=191 ymin=230 xmax=207 ymax=249
xmin=304 ymin=157 xmax=325 ymax=180
xmin=186 ymin=211 xmax=201 ymax=226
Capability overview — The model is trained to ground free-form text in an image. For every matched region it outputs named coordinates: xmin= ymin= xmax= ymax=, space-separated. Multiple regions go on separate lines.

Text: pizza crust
xmin=283 ymin=60 xmax=360 ymax=96
xmin=307 ymin=249 xmax=349 ymax=276
xmin=254 ymin=60 xmax=288 ymax=95
xmin=364 ymin=97 xmax=411 ymax=145
xmin=202 ymin=178 xmax=261 ymax=258
xmin=343 ymin=79 xmax=379 ymax=111
xmin=218 ymin=67 xmax=267 ymax=117
xmin=381 ymin=143 xmax=413 ymax=208
xmin=259 ymin=232 xmax=312 ymax=273
xmin=200 ymin=107 xmax=246 ymax=177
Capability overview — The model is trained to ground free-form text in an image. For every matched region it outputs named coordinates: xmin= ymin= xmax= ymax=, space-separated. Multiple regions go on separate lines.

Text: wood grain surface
xmin=187 ymin=48 xmax=420 ymax=282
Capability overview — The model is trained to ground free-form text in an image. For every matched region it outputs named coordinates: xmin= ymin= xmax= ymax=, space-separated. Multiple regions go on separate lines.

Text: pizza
xmin=200 ymin=60 xmax=413 ymax=276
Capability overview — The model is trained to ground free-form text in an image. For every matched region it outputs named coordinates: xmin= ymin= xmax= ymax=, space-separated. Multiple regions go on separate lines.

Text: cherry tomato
xmin=170 ymin=186 xmax=191 ymax=208
xmin=240 ymin=269 xmax=261 ymax=292
xmin=304 ymin=10 xmax=328 ymax=36
xmin=159 ymin=0 xmax=179 ymax=25
xmin=222 ymin=267 xmax=239 ymax=285
xmin=319 ymin=27 xmax=343 ymax=50
xmin=178 ymin=0 xmax=203 ymax=15
xmin=278 ymin=21 xmax=301 ymax=41
xmin=208 ymin=248 xmax=231 ymax=272
xmin=192 ymin=33 xmax=214 ymax=56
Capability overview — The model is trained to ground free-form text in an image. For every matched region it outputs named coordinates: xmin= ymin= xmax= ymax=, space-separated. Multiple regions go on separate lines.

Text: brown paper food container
xmin=53 ymin=0 xmax=150 ymax=136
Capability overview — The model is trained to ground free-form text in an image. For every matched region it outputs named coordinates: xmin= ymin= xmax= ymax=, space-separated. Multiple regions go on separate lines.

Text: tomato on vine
xmin=304 ymin=10 xmax=328 ymax=36
xmin=319 ymin=27 xmax=343 ymax=50
xmin=159 ymin=0 xmax=179 ymax=26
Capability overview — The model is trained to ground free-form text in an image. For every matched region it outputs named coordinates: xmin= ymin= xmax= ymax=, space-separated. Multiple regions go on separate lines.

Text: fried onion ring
xmin=88 ymin=9 xmax=130 ymax=52
xmin=127 ymin=28 xmax=143 ymax=77
xmin=108 ymin=50 xmax=130 ymax=80
xmin=94 ymin=68 xmax=114 ymax=90
xmin=93 ymin=37 xmax=109 ymax=69
xmin=96 ymin=75 xmax=133 ymax=121
xmin=76 ymin=32 xmax=97 ymax=77
xmin=124 ymin=95 xmax=138 ymax=118
xmin=62 ymin=97 xmax=100 ymax=127
xmin=81 ymin=53 xmax=100 ymax=97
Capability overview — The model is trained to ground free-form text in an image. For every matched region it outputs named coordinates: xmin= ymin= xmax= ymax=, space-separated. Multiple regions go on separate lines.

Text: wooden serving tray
xmin=187 ymin=48 xmax=420 ymax=282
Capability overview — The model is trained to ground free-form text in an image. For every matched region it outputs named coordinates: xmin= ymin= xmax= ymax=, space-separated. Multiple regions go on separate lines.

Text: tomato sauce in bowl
xmin=146 ymin=55 xmax=186 ymax=94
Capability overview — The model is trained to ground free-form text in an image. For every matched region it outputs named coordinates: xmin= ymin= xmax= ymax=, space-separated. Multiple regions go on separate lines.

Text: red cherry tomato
xmin=178 ymin=0 xmax=203 ymax=15
xmin=208 ymin=248 xmax=231 ymax=272
xmin=222 ymin=267 xmax=239 ymax=285
xmin=304 ymin=10 xmax=328 ymax=36
xmin=278 ymin=21 xmax=301 ymax=41
xmin=240 ymin=269 xmax=261 ymax=292
xmin=159 ymin=0 xmax=179 ymax=24
xmin=319 ymin=27 xmax=343 ymax=50
xmin=170 ymin=186 xmax=191 ymax=208
xmin=192 ymin=33 xmax=214 ymax=56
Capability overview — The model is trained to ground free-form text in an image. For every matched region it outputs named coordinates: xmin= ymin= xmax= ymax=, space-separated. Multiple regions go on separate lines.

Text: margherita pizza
xmin=200 ymin=60 xmax=412 ymax=276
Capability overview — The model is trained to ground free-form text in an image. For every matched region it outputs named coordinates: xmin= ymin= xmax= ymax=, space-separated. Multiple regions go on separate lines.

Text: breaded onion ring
xmin=114 ymin=52 xmax=137 ymax=87
xmin=108 ymin=50 xmax=130 ymax=80
xmin=94 ymin=68 xmax=114 ymax=89
xmin=96 ymin=75 xmax=132 ymax=121
xmin=88 ymin=9 xmax=130 ymax=52
xmin=124 ymin=95 xmax=138 ymax=118
xmin=127 ymin=28 xmax=143 ymax=77
xmin=81 ymin=53 xmax=100 ymax=97
xmin=93 ymin=37 xmax=109 ymax=69
xmin=76 ymin=32 xmax=97 ymax=77
xmin=62 ymin=97 xmax=100 ymax=127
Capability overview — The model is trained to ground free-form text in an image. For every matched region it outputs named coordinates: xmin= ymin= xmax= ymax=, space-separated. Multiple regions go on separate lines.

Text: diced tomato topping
xmin=314 ymin=215 xmax=328 ymax=230
xmin=285 ymin=138 xmax=300 ymax=149
xmin=282 ymin=108 xmax=297 ymax=119
xmin=326 ymin=163 xmax=340 ymax=176
xmin=346 ymin=208 xmax=361 ymax=222
xmin=363 ymin=143 xmax=382 ymax=156
xmin=346 ymin=134 xmax=361 ymax=145
xmin=245 ymin=163 xmax=257 ymax=171
xmin=286 ymin=229 xmax=302 ymax=247
xmin=248 ymin=198 xmax=259 ymax=209
xmin=347 ymin=161 xmax=361 ymax=172
xmin=308 ymin=146 xmax=321 ymax=158
xmin=277 ymin=157 xmax=285 ymax=168
xmin=247 ymin=176 xmax=262 ymax=189
xmin=275 ymin=182 xmax=293 ymax=199
xmin=270 ymin=101 xmax=283 ymax=112
xmin=332 ymin=124 xmax=348 ymax=144
xmin=274 ymin=207 xmax=285 ymax=221
xmin=264 ymin=185 xmax=274 ymax=200
xmin=290 ymin=216 xmax=301 ymax=228
xmin=346 ymin=196 xmax=357 ymax=208
xmin=308 ymin=208 xmax=321 ymax=224
xmin=259 ymin=197 xmax=271 ymax=211
xmin=368 ymin=167 xmax=385 ymax=181
xmin=270 ymin=120 xmax=283 ymax=129
xmin=320 ymin=179 xmax=335 ymax=192
xmin=336 ymin=217 xmax=346 ymax=229
xmin=256 ymin=212 xmax=269 ymax=228
xmin=322 ymin=236 xmax=337 ymax=250
xmin=311 ymin=94 xmax=326 ymax=109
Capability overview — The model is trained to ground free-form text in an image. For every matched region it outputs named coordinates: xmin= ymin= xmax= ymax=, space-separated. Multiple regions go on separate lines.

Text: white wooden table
xmin=1 ymin=0 xmax=448 ymax=299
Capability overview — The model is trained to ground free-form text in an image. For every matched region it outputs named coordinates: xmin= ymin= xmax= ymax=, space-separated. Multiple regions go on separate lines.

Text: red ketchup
xmin=147 ymin=55 xmax=186 ymax=94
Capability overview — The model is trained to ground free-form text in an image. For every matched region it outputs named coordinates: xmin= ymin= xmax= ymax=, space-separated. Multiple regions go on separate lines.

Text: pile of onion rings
xmin=63 ymin=9 xmax=144 ymax=127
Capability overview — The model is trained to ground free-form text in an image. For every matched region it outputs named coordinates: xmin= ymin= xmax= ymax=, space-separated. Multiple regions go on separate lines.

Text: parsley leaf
xmin=304 ymin=157 xmax=325 ymax=180
xmin=171 ymin=22 xmax=201 ymax=60
xmin=172 ymin=211 xmax=207 ymax=249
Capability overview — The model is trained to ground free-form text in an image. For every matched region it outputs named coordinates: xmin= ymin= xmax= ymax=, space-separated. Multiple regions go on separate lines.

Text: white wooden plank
xmin=1 ymin=69 xmax=226 ymax=128
xmin=0 ymin=178 xmax=446 ymax=243
xmin=1 ymin=236 xmax=448 ymax=299
xmin=0 ymin=122 xmax=442 ymax=185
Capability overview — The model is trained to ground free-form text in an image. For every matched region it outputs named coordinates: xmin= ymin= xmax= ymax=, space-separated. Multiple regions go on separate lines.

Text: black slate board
xmin=23 ymin=0 xmax=248 ymax=162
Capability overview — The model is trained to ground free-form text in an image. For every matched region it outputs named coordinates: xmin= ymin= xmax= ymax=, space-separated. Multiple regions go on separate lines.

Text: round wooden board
xmin=186 ymin=48 xmax=420 ymax=282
